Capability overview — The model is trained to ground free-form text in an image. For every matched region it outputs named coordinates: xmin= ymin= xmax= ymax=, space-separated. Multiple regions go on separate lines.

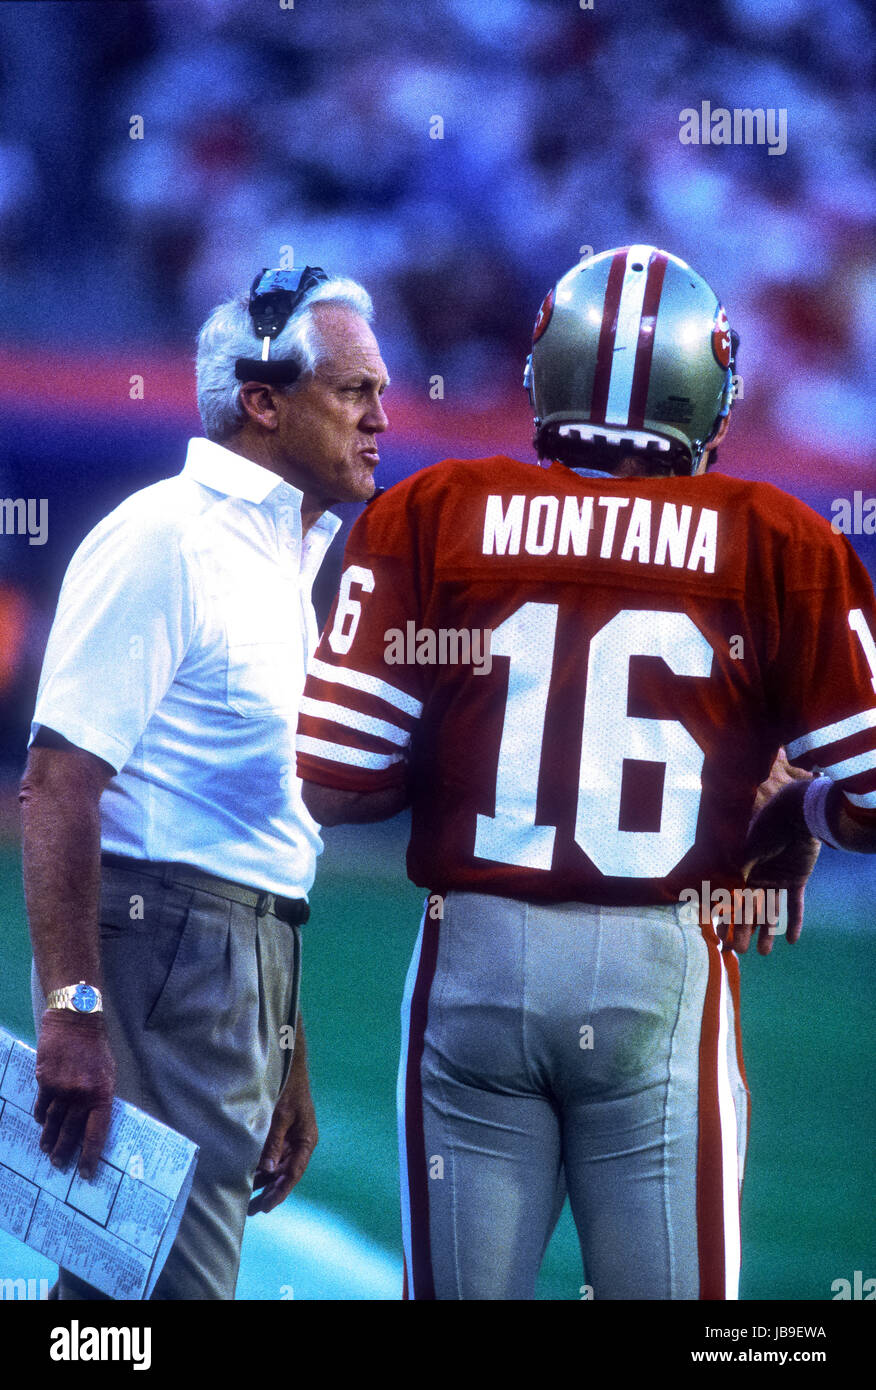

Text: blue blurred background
xmin=0 ymin=0 xmax=873 ymax=1301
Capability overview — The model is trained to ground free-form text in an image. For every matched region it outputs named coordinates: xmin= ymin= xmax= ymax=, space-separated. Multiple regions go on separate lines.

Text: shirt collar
xmin=301 ymin=509 xmax=341 ymax=576
xmin=182 ymin=437 xmax=341 ymax=542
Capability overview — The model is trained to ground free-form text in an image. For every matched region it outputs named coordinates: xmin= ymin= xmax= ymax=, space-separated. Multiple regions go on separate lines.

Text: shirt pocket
xmin=224 ymin=597 xmax=301 ymax=718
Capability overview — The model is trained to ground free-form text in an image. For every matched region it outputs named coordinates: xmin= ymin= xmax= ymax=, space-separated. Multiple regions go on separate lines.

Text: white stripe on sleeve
xmin=844 ymin=788 xmax=876 ymax=809
xmin=299 ymin=696 xmax=410 ymax=746
xmin=814 ymin=749 xmax=876 ymax=782
xmin=308 ymin=658 xmax=423 ymax=718
xmin=296 ymin=735 xmax=403 ymax=771
xmin=786 ymin=707 xmax=876 ymax=758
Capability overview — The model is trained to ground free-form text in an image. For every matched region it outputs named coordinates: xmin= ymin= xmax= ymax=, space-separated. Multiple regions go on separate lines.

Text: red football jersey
xmin=297 ymin=456 xmax=876 ymax=904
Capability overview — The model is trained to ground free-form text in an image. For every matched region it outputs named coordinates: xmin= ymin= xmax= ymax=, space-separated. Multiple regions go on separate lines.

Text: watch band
xmin=45 ymin=981 xmax=103 ymax=1014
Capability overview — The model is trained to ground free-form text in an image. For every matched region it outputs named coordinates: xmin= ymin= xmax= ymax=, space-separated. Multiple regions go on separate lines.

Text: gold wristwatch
xmin=46 ymin=981 xmax=103 ymax=1014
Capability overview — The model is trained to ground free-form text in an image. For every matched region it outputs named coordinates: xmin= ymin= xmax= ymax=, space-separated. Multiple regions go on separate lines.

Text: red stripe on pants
xmin=697 ymin=926 xmax=727 ymax=1300
xmin=723 ymin=945 xmax=750 ymax=1202
xmin=401 ymin=915 xmax=441 ymax=1299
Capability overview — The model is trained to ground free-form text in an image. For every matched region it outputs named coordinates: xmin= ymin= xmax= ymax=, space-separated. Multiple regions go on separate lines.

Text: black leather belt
xmin=100 ymin=852 xmax=310 ymax=926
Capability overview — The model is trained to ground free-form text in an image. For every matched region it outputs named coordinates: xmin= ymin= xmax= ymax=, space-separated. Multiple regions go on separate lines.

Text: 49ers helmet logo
xmin=532 ymin=287 xmax=555 ymax=343
xmin=711 ymin=304 xmax=732 ymax=369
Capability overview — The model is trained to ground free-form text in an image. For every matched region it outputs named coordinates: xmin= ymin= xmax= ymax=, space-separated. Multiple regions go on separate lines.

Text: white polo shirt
xmin=30 ymin=437 xmax=341 ymax=896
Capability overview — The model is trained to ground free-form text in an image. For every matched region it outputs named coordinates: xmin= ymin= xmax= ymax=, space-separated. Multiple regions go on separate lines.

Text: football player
xmin=296 ymin=246 xmax=876 ymax=1299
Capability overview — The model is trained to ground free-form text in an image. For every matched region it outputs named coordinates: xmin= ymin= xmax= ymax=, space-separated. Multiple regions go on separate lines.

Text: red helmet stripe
xmin=627 ymin=251 xmax=669 ymax=430
xmin=589 ymin=248 xmax=628 ymax=425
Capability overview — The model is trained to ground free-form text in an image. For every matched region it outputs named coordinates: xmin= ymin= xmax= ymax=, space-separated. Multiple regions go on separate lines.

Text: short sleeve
xmin=30 ymin=504 xmax=196 ymax=772
xmin=296 ymin=485 xmax=427 ymax=792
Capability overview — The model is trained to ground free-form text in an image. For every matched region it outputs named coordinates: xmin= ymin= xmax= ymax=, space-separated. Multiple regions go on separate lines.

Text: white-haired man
xmin=19 ymin=266 xmax=389 ymax=1299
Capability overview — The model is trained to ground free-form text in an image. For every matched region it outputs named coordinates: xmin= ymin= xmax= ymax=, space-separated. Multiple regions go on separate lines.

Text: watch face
xmin=72 ymin=984 xmax=98 ymax=1013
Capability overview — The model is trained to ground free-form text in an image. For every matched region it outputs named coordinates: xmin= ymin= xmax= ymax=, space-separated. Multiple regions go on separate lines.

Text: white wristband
xmin=803 ymin=777 xmax=844 ymax=850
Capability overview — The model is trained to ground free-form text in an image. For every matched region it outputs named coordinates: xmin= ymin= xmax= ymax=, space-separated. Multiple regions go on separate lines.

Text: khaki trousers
xmin=32 ymin=859 xmax=301 ymax=1300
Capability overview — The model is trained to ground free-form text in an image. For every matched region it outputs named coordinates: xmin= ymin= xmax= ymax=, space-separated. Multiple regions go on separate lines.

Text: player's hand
xmin=738 ymin=777 xmax=821 ymax=955
xmin=33 ymin=1009 xmax=116 ymax=1180
xmin=248 ymin=1063 xmax=318 ymax=1216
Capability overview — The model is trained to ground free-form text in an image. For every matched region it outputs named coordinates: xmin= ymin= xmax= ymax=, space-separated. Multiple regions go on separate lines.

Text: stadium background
xmin=0 ymin=0 xmax=872 ymax=1300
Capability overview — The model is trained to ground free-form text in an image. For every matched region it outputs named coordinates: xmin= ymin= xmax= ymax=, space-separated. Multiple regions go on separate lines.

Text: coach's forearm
xmin=19 ymin=744 xmax=113 ymax=994
xmin=302 ymin=779 xmax=409 ymax=826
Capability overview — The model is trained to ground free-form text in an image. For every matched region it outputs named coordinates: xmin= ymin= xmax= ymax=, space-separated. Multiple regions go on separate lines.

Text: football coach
xmin=18 ymin=264 xmax=389 ymax=1299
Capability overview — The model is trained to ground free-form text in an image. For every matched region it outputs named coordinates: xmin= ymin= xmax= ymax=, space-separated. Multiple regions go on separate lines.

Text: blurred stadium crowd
xmin=0 ymin=0 xmax=873 ymax=401
xmin=0 ymin=0 xmax=873 ymax=773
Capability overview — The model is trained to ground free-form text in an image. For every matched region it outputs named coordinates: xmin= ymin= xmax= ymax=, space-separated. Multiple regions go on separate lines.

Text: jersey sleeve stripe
xmin=814 ymin=749 xmax=876 ymax=782
xmin=298 ymin=696 xmax=410 ymax=746
xmin=296 ymin=734 xmax=403 ymax=771
xmin=844 ymin=788 xmax=876 ymax=808
xmin=786 ymin=707 xmax=876 ymax=758
xmin=308 ymin=657 xmax=423 ymax=718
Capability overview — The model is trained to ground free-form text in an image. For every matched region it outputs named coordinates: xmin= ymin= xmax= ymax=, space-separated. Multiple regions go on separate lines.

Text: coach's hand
xmin=751 ymin=746 xmax=812 ymax=815
xmin=34 ymin=1009 xmax=116 ymax=1180
xmin=248 ymin=1048 xmax=318 ymax=1215
xmin=739 ymin=778 xmax=821 ymax=955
